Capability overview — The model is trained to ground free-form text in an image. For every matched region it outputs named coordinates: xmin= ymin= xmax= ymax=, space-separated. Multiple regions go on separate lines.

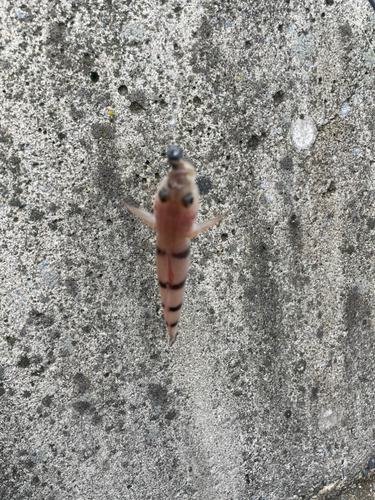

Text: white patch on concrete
xmin=42 ymin=269 xmax=60 ymax=288
xmin=363 ymin=48 xmax=375 ymax=68
xmin=318 ymin=408 xmax=340 ymax=432
xmin=340 ymin=102 xmax=350 ymax=115
xmin=312 ymin=479 xmax=341 ymax=498
xmin=293 ymin=33 xmax=315 ymax=58
xmin=291 ymin=116 xmax=317 ymax=150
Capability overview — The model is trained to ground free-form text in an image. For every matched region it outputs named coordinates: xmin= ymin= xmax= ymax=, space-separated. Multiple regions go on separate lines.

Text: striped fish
xmin=123 ymin=146 xmax=227 ymax=346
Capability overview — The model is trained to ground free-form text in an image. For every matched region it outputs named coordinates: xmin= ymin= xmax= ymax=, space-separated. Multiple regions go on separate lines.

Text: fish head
xmin=154 ymin=147 xmax=199 ymax=217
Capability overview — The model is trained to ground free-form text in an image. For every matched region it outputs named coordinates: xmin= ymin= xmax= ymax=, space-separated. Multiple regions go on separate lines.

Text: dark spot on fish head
xmin=182 ymin=193 xmax=194 ymax=207
xmin=159 ymin=187 xmax=169 ymax=202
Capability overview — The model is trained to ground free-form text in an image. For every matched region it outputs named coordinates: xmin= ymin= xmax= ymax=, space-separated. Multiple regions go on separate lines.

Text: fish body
xmin=124 ymin=146 xmax=226 ymax=346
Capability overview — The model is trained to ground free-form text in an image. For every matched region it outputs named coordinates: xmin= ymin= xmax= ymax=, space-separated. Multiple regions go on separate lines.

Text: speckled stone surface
xmin=1 ymin=0 xmax=375 ymax=499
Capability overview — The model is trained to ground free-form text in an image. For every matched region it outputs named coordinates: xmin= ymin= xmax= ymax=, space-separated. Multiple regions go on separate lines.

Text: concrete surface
xmin=1 ymin=0 xmax=375 ymax=499
xmin=312 ymin=467 xmax=375 ymax=499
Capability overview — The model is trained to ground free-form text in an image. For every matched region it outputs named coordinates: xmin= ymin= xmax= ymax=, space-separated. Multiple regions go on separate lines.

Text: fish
xmin=123 ymin=146 xmax=227 ymax=346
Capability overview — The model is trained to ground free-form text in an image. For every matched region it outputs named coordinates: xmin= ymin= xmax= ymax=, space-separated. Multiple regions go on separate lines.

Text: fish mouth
xmin=167 ymin=145 xmax=183 ymax=164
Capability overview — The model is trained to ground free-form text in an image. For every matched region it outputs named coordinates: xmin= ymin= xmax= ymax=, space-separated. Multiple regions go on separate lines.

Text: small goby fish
xmin=123 ymin=146 xmax=227 ymax=346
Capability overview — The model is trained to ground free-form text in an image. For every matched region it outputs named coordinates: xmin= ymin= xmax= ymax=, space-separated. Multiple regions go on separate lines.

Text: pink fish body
xmin=124 ymin=146 xmax=226 ymax=346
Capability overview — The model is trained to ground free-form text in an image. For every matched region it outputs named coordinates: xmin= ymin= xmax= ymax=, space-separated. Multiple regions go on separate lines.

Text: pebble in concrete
xmin=291 ymin=115 xmax=317 ymax=150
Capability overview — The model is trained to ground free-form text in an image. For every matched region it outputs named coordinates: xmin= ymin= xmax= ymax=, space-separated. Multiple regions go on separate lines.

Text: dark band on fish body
xmin=162 ymin=303 xmax=182 ymax=311
xmin=169 ymin=303 xmax=182 ymax=312
xmin=156 ymin=247 xmax=190 ymax=258
xmin=165 ymin=320 xmax=178 ymax=328
xmin=159 ymin=279 xmax=186 ymax=290
xmin=172 ymin=247 xmax=190 ymax=259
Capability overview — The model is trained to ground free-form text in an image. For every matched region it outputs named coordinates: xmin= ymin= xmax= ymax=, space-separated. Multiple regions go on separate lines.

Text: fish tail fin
xmin=169 ymin=326 xmax=179 ymax=347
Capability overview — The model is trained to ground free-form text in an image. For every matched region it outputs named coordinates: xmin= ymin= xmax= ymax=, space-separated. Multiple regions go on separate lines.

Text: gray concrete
xmin=1 ymin=0 xmax=375 ymax=498
xmin=312 ymin=468 xmax=375 ymax=499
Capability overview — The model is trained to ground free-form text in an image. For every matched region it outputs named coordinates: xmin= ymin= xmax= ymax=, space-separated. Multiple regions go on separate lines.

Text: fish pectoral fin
xmin=122 ymin=202 xmax=156 ymax=230
xmin=186 ymin=212 xmax=228 ymax=238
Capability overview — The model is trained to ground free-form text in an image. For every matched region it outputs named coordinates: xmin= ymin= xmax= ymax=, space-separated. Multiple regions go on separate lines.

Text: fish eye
xmin=159 ymin=187 xmax=169 ymax=202
xmin=182 ymin=193 xmax=194 ymax=208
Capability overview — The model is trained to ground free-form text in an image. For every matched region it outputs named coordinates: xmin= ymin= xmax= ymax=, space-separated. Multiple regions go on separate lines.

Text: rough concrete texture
xmin=1 ymin=0 xmax=375 ymax=498
xmin=311 ymin=468 xmax=375 ymax=499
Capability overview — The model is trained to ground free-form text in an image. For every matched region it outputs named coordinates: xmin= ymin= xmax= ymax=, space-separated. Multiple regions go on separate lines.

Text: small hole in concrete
xmin=90 ymin=72 xmax=99 ymax=83
xmin=118 ymin=85 xmax=128 ymax=96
